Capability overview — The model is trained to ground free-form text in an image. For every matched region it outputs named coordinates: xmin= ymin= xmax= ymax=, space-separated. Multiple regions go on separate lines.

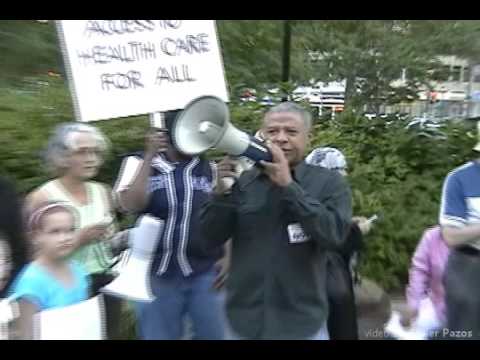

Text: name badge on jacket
xmin=287 ymin=223 xmax=310 ymax=244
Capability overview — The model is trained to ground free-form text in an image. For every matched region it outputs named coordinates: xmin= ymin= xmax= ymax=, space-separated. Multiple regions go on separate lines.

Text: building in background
xmin=391 ymin=56 xmax=480 ymax=120
xmin=292 ymin=81 xmax=345 ymax=117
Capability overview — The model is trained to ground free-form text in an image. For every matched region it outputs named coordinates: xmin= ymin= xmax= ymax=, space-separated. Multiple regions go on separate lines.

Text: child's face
xmin=36 ymin=210 xmax=76 ymax=260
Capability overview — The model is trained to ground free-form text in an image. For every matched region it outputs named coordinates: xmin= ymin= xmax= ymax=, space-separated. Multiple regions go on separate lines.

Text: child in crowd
xmin=401 ymin=226 xmax=449 ymax=338
xmin=10 ymin=201 xmax=90 ymax=339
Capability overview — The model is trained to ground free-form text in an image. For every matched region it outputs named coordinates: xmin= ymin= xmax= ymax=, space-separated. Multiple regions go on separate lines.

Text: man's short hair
xmin=265 ymin=102 xmax=312 ymax=131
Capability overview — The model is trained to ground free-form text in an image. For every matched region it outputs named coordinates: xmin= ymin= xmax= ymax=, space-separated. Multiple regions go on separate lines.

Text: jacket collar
xmin=239 ymin=159 xmax=309 ymax=190
xmin=151 ymin=154 xmax=175 ymax=174
xmin=151 ymin=153 xmax=199 ymax=174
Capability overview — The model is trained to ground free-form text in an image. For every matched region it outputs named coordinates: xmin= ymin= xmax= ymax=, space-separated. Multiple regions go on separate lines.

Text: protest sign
xmin=56 ymin=20 xmax=229 ymax=122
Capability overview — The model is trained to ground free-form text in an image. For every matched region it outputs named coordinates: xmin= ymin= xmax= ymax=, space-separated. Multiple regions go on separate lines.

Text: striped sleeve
xmin=439 ymin=172 xmax=467 ymax=228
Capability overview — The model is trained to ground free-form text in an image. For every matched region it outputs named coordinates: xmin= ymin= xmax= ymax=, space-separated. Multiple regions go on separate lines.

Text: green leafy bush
xmin=313 ymin=112 xmax=477 ymax=289
xmin=0 ymin=75 xmax=149 ymax=193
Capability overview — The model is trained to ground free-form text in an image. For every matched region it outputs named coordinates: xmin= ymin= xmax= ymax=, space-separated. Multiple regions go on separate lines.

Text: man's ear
xmin=255 ymin=130 xmax=265 ymax=141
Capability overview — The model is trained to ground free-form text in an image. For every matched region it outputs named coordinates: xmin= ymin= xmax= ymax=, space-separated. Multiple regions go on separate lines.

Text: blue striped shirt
xmin=439 ymin=161 xmax=480 ymax=248
xmin=116 ymin=153 xmax=222 ymax=277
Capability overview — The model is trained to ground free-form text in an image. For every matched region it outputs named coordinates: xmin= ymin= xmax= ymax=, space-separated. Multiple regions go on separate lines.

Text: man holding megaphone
xmin=200 ymin=102 xmax=353 ymax=340
xmin=113 ymin=110 xmax=228 ymax=340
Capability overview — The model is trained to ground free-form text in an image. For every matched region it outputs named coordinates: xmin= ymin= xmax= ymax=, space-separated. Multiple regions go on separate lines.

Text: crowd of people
xmin=0 ymin=101 xmax=479 ymax=340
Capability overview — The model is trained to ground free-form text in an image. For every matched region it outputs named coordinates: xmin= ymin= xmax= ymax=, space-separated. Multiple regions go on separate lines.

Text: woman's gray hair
xmin=44 ymin=122 xmax=109 ymax=175
xmin=265 ymin=102 xmax=312 ymax=131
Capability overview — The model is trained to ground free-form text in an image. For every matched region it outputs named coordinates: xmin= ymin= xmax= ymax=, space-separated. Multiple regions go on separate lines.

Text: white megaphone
xmin=171 ymin=96 xmax=273 ymax=163
xmin=101 ymin=215 xmax=164 ymax=302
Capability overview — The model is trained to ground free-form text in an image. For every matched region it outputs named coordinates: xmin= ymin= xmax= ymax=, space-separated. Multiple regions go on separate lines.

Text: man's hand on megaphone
xmin=145 ymin=131 xmax=170 ymax=159
xmin=260 ymin=142 xmax=292 ymax=188
xmin=214 ymin=156 xmax=238 ymax=195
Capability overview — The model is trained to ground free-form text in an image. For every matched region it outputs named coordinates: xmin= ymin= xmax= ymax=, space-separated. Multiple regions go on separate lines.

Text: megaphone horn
xmin=172 ymin=96 xmax=272 ymax=163
xmin=101 ymin=215 xmax=164 ymax=303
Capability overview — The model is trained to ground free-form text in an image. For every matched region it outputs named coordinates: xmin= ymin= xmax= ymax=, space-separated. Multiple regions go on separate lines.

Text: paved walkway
xmin=358 ymin=292 xmax=406 ymax=340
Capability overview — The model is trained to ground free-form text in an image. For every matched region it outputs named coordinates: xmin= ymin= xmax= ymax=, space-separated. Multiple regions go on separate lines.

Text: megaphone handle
xmin=242 ymin=136 xmax=273 ymax=163
xmin=220 ymin=177 xmax=235 ymax=192
xmin=149 ymin=112 xmax=167 ymax=131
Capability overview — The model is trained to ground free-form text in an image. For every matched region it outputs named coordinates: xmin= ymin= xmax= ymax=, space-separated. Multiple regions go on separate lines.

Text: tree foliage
xmin=0 ymin=21 xmax=62 ymax=87
xmin=290 ymin=20 xmax=480 ymax=111
xmin=217 ymin=20 xmax=480 ymax=111
xmin=311 ymin=112 xmax=477 ymax=289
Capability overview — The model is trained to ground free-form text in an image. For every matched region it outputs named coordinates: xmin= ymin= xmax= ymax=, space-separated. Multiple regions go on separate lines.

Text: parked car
xmin=405 ymin=115 xmax=447 ymax=140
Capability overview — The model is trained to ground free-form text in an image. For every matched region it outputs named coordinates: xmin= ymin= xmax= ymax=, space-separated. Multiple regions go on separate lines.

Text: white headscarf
xmin=305 ymin=147 xmax=347 ymax=174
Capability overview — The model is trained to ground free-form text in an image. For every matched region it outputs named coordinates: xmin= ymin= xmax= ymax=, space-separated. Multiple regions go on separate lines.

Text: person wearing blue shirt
xmin=10 ymin=201 xmax=90 ymax=339
xmin=440 ymin=122 xmax=480 ymax=339
xmin=12 ymin=261 xmax=89 ymax=311
xmin=114 ymin=110 xmax=227 ymax=340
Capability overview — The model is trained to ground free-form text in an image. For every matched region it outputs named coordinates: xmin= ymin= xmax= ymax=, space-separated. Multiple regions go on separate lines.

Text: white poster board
xmin=56 ymin=20 xmax=229 ymax=122
xmin=34 ymin=295 xmax=105 ymax=340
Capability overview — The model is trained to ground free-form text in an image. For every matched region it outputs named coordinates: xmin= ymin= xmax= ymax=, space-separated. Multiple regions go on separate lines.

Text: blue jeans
xmin=135 ymin=268 xmax=226 ymax=340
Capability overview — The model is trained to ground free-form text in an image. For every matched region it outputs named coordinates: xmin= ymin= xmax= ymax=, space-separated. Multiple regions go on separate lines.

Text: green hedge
xmin=1 ymin=76 xmax=478 ymax=292
xmin=311 ymin=112 xmax=477 ymax=289
xmin=0 ymin=76 xmax=148 ymax=194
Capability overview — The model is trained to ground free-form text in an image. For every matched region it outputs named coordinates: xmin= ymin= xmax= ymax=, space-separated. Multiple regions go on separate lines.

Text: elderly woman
xmin=26 ymin=122 xmax=125 ymax=339
xmin=306 ymin=147 xmax=373 ymax=340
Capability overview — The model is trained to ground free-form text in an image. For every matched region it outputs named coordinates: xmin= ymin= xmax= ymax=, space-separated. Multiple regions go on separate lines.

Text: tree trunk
xmin=467 ymin=59 xmax=475 ymax=118
xmin=344 ymin=73 xmax=356 ymax=112
xmin=281 ymin=20 xmax=292 ymax=101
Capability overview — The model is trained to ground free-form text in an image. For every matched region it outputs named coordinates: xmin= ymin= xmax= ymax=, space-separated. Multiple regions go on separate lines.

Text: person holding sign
xmin=9 ymin=201 xmax=90 ymax=340
xmin=113 ymin=110 xmax=227 ymax=340
xmin=200 ymin=102 xmax=353 ymax=340
xmin=25 ymin=123 xmax=125 ymax=339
